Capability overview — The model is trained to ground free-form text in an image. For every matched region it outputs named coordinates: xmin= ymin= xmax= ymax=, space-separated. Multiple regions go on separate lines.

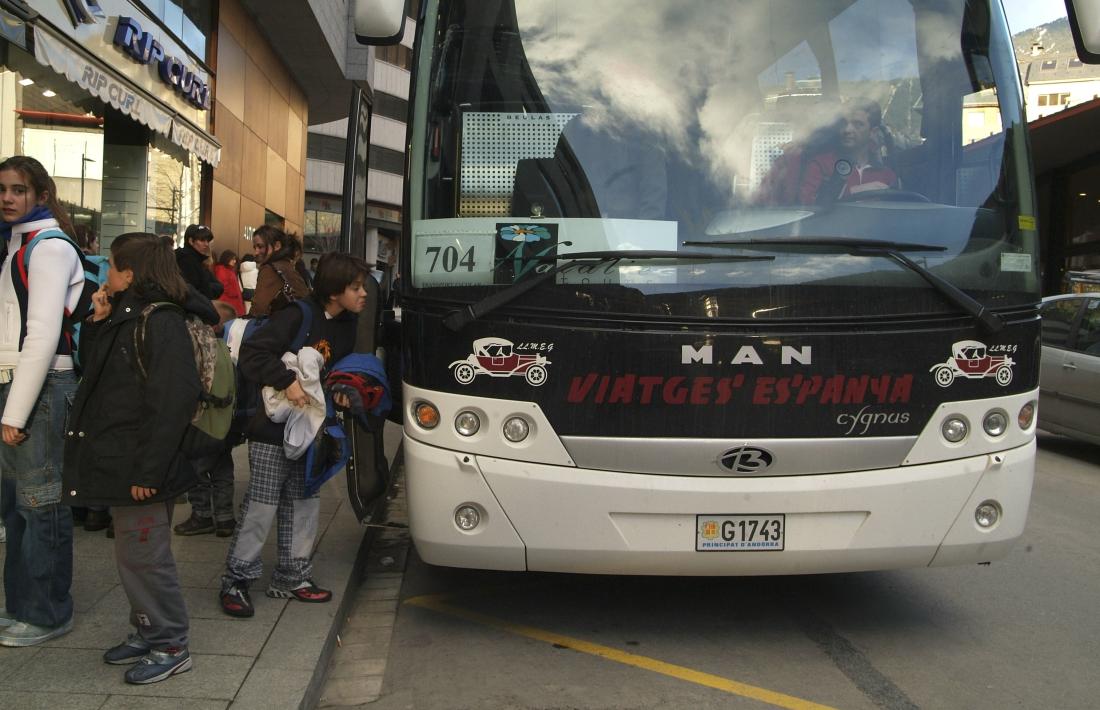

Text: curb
xmin=300 ymin=441 xmax=404 ymax=709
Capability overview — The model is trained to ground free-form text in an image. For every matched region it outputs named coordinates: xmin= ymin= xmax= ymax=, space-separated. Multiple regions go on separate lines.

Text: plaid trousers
xmin=222 ymin=441 xmax=321 ymax=590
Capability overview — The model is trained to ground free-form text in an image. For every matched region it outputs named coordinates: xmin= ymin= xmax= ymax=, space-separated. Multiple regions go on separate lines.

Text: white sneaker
xmin=0 ymin=618 xmax=74 ymax=647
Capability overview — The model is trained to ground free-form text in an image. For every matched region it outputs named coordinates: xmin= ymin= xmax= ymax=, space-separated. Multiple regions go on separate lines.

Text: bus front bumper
xmin=403 ymin=436 xmax=1035 ymax=575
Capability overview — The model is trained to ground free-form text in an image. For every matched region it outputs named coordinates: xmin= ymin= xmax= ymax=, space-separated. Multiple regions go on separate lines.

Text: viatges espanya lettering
xmin=566 ymin=373 xmax=914 ymax=406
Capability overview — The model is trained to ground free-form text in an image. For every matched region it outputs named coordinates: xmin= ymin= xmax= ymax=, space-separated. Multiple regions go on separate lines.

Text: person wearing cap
xmin=175 ymin=225 xmax=223 ymax=301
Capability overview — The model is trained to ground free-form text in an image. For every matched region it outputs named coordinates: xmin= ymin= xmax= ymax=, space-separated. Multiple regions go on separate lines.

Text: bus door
xmin=342 ymin=85 xmax=402 ymax=523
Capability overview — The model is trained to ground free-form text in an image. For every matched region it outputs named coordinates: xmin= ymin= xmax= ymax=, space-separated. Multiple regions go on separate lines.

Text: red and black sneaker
xmin=266 ymin=579 xmax=332 ymax=603
xmin=220 ymin=583 xmax=255 ymax=618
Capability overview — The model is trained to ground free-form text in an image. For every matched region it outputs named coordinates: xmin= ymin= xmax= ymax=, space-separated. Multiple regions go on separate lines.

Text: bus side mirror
xmin=1066 ymin=0 xmax=1100 ymax=63
xmin=353 ymin=0 xmax=408 ymax=46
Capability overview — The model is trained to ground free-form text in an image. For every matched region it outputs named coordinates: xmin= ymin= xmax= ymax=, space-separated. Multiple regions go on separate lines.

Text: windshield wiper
xmin=682 ymin=237 xmax=1004 ymax=333
xmin=443 ymin=250 xmax=774 ymax=332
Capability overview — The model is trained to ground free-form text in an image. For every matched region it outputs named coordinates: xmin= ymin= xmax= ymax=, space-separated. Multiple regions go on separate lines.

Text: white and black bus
xmin=350 ymin=0 xmax=1100 ymax=574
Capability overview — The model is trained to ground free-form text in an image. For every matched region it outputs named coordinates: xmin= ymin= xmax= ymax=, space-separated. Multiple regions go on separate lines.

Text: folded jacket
xmin=262 ymin=346 xmax=326 ymax=460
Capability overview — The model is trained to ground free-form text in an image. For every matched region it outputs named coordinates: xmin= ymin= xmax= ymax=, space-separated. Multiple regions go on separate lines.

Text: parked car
xmin=1038 ymin=293 xmax=1100 ymax=444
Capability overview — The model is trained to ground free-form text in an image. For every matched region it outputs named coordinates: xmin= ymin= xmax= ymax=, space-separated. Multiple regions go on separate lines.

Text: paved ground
xmin=323 ymin=432 xmax=1100 ymax=709
xmin=0 ymin=430 xmax=397 ymax=710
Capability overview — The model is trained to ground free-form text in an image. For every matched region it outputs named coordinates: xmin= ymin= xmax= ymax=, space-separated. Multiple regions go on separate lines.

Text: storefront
xmin=1031 ymin=96 xmax=1100 ymax=294
xmin=0 ymin=0 xmax=218 ymax=251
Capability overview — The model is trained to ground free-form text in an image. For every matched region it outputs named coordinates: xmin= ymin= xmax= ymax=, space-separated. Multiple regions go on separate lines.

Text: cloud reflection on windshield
xmin=514 ymin=0 xmax=965 ymax=202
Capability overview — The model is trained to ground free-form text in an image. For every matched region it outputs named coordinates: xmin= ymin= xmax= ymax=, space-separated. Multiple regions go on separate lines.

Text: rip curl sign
xmin=449 ymin=337 xmax=552 ymax=387
xmin=494 ymin=223 xmax=559 ymax=284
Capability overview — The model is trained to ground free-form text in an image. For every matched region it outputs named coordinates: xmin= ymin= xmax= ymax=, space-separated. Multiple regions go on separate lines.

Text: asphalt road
xmin=358 ymin=432 xmax=1100 ymax=709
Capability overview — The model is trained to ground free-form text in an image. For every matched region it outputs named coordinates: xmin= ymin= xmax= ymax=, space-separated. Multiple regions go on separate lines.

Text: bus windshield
xmin=408 ymin=0 xmax=1038 ymax=321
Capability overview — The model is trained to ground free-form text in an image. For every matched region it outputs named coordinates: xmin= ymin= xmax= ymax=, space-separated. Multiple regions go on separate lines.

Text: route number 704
xmin=424 ymin=245 xmax=476 ymax=272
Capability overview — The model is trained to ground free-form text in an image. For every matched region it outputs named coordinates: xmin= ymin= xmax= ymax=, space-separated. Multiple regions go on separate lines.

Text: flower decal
xmin=500 ymin=225 xmax=552 ymax=243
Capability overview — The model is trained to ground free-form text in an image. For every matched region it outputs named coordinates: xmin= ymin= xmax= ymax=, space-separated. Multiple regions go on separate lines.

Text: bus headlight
xmin=503 ymin=416 xmax=530 ymax=442
xmin=982 ymin=409 xmax=1008 ymax=437
xmin=455 ymin=504 xmax=481 ymax=531
xmin=941 ymin=416 xmax=969 ymax=443
xmin=455 ymin=410 xmax=481 ymax=437
xmin=1018 ymin=400 xmax=1036 ymax=430
xmin=975 ymin=500 xmax=1001 ymax=529
xmin=414 ymin=402 xmax=440 ymax=429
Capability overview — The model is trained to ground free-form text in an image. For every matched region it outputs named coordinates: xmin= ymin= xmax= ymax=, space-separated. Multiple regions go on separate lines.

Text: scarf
xmin=0 ymin=204 xmax=55 ymax=244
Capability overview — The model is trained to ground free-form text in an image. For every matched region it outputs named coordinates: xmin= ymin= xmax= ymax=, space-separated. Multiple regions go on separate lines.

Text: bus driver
xmin=797 ymin=99 xmax=899 ymax=205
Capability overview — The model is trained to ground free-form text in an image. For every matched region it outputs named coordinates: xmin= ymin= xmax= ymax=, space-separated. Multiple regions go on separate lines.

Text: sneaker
xmin=104 ymin=633 xmax=153 ymax=665
xmin=0 ymin=521 xmax=6 ymax=543
xmin=0 ymin=618 xmax=73 ymax=647
xmin=124 ymin=647 xmax=192 ymax=684
xmin=173 ymin=515 xmax=214 ymax=536
xmin=83 ymin=509 xmax=112 ymax=532
xmin=0 ymin=608 xmax=14 ymax=627
xmin=267 ymin=579 xmax=333 ymax=603
xmin=214 ymin=519 xmax=236 ymax=538
xmin=220 ymin=583 xmax=254 ymax=618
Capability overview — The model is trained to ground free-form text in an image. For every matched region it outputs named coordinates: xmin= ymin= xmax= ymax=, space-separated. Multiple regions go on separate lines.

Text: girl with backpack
xmin=0 ymin=156 xmax=83 ymax=648
xmin=63 ymin=232 xmax=219 ymax=684
xmin=248 ymin=225 xmax=310 ymax=317
xmin=220 ymin=252 xmax=371 ymax=618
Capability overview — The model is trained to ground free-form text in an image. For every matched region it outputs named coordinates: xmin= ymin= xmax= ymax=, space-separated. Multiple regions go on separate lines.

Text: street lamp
xmin=80 ymin=154 xmax=95 ymax=209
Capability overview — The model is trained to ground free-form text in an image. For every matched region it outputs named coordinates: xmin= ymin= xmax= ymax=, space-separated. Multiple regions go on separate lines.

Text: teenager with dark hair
xmin=248 ymin=226 xmax=309 ymax=317
xmin=63 ymin=232 xmax=218 ymax=684
xmin=0 ymin=155 xmax=82 ymax=647
xmin=220 ymin=252 xmax=371 ymax=618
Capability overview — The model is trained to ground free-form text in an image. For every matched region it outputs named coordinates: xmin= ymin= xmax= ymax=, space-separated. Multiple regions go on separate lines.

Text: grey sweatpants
xmin=113 ymin=502 xmax=189 ymax=649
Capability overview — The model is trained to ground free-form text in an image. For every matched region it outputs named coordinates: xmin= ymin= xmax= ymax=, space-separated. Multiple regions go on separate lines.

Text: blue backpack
xmin=223 ymin=299 xmax=314 ymax=442
xmin=304 ymin=353 xmax=393 ymax=496
xmin=11 ymin=228 xmax=108 ymax=370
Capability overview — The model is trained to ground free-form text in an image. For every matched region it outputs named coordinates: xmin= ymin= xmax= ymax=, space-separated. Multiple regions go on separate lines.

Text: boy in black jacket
xmin=220 ymin=252 xmax=371 ymax=617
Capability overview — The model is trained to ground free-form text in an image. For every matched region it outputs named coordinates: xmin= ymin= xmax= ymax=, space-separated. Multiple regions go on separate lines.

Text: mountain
xmin=1013 ymin=17 xmax=1076 ymax=60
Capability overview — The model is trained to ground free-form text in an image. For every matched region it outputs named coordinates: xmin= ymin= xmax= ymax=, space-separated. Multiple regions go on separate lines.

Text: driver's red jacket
xmin=798 ymin=151 xmax=899 ymax=205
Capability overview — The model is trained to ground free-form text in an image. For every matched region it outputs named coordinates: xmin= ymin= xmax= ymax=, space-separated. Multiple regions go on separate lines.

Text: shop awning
xmin=1029 ymin=97 xmax=1100 ymax=176
xmin=33 ymin=25 xmax=221 ymax=167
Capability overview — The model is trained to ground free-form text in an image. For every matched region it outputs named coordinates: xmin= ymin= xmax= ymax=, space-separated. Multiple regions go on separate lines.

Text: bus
xmin=350 ymin=0 xmax=1099 ymax=575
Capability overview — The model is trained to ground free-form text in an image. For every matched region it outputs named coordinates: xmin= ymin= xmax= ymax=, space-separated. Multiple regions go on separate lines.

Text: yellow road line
xmin=405 ymin=593 xmax=836 ymax=710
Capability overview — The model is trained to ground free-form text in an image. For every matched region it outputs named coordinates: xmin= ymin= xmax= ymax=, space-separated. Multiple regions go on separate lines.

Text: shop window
xmin=304 ymin=194 xmax=342 ymax=254
xmin=146 ymin=138 xmax=201 ymax=244
xmin=1 ymin=46 xmax=106 ymax=241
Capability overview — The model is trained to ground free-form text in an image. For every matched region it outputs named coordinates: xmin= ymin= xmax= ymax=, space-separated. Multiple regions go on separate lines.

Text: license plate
xmin=696 ymin=515 xmax=785 ymax=551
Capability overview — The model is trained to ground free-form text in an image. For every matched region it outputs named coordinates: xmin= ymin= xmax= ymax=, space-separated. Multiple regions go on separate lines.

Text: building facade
xmin=1020 ymin=52 xmax=1100 ymax=122
xmin=304 ymin=3 xmax=416 ymax=282
xmin=0 ymin=0 xmax=369 ymax=262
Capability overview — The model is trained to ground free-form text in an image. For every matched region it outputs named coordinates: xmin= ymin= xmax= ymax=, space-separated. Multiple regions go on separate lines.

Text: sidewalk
xmin=0 ymin=422 xmax=401 ymax=709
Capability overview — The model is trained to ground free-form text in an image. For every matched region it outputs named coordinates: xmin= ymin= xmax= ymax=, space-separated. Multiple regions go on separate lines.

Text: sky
xmin=1003 ymin=0 xmax=1068 ymax=34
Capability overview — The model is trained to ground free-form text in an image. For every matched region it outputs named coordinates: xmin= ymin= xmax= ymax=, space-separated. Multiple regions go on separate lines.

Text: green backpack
xmin=134 ymin=302 xmax=236 ymax=457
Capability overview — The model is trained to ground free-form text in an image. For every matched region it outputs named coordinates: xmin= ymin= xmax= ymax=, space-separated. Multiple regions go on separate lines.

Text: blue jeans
xmin=0 ymin=370 xmax=78 ymax=628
